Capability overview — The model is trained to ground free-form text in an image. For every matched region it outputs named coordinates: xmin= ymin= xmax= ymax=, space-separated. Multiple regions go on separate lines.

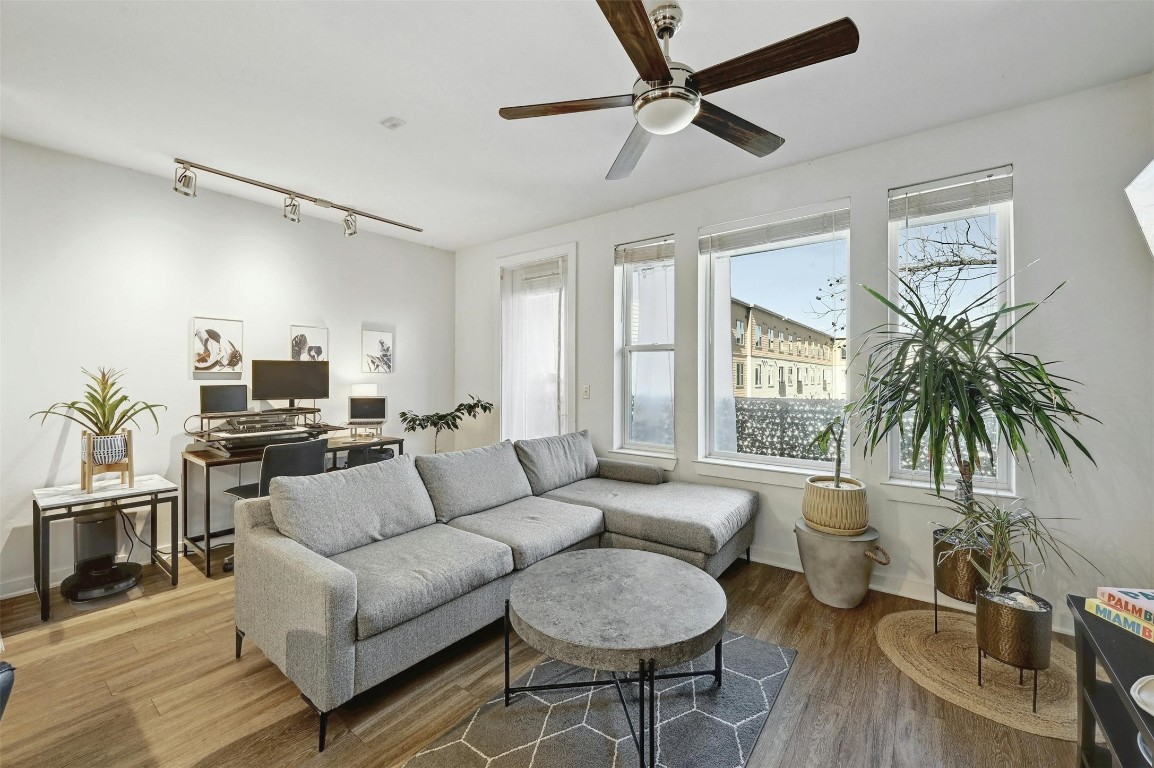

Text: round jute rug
xmin=875 ymin=610 xmax=1077 ymax=741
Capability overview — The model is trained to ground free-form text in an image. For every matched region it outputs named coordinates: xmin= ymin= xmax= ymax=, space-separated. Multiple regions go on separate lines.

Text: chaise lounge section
xmin=233 ymin=431 xmax=757 ymax=750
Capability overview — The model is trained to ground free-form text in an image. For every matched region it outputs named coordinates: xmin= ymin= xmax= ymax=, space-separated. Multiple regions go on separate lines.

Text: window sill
xmin=880 ymin=478 xmax=1017 ymax=507
xmin=607 ymin=449 xmax=677 ymax=472
xmin=692 ymin=458 xmax=812 ymax=488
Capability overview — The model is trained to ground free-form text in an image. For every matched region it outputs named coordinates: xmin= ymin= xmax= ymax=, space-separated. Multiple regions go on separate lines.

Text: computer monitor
xmin=348 ymin=396 xmax=388 ymax=422
xmin=199 ymin=384 xmax=249 ymax=415
xmin=251 ymin=360 xmax=329 ymax=407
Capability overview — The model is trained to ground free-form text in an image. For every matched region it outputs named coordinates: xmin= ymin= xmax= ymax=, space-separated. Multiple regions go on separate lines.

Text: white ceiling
xmin=2 ymin=1 xmax=1152 ymax=251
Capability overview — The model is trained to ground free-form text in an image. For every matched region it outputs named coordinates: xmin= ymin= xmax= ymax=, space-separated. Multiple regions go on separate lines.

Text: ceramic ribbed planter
xmin=802 ymin=475 xmax=868 ymax=535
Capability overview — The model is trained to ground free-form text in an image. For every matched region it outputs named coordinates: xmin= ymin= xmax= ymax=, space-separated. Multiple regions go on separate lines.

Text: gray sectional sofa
xmin=233 ymin=430 xmax=757 ymax=750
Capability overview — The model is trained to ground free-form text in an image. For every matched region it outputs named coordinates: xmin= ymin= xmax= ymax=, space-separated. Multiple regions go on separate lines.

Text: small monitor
xmin=349 ymin=396 xmax=388 ymax=421
xmin=200 ymin=384 xmax=248 ymax=415
xmin=251 ymin=360 xmax=330 ymax=405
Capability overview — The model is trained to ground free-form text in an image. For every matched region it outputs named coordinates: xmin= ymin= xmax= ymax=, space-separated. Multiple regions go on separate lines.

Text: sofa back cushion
xmin=269 ymin=455 xmax=436 ymax=556
xmin=415 ymin=441 xmax=533 ymax=522
xmin=514 ymin=430 xmax=599 ymax=496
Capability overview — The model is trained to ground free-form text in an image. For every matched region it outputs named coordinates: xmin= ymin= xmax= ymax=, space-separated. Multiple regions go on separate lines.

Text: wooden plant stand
xmin=81 ymin=429 xmax=134 ymax=493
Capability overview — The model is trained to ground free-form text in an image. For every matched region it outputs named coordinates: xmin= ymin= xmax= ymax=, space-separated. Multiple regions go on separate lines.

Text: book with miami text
xmin=1096 ymin=587 xmax=1154 ymax=623
xmin=1084 ymin=598 xmax=1154 ymax=644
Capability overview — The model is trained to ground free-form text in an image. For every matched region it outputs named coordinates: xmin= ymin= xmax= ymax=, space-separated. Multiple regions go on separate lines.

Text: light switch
xmin=581 ymin=385 xmax=591 ymax=399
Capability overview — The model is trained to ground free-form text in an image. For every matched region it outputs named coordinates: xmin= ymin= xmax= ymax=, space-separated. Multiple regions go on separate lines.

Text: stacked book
xmin=1085 ymin=588 xmax=1154 ymax=644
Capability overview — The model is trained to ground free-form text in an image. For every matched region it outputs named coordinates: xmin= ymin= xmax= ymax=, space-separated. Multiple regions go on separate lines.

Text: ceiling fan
xmin=499 ymin=1 xmax=859 ymax=180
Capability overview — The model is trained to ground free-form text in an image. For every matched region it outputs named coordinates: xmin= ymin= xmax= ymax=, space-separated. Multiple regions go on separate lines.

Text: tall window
xmin=615 ymin=236 xmax=675 ymax=451
xmin=703 ymin=201 xmax=850 ymax=468
xmin=501 ymin=256 xmax=567 ymax=440
xmin=888 ymin=166 xmax=1013 ymax=488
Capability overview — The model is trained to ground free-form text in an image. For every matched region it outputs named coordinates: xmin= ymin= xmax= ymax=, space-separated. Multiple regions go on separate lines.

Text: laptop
xmin=200 ymin=384 xmax=252 ymax=417
xmin=348 ymin=396 xmax=388 ymax=425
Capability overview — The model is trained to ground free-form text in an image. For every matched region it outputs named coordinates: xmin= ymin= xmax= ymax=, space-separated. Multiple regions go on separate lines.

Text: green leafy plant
xmin=398 ymin=395 xmax=494 ymax=453
xmin=809 ymin=413 xmax=847 ymax=486
xmin=31 ymin=367 xmax=165 ymax=435
xmin=852 ymin=274 xmax=1095 ymax=499
xmin=937 ymin=496 xmax=1096 ymax=594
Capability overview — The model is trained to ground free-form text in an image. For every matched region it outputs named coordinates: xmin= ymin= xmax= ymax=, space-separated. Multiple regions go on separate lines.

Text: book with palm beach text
xmin=1096 ymin=587 xmax=1154 ymax=623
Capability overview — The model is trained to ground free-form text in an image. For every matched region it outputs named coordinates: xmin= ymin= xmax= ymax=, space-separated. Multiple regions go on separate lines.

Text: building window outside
xmin=615 ymin=236 xmax=675 ymax=451
xmin=888 ymin=166 xmax=1014 ymax=489
xmin=702 ymin=200 xmax=850 ymax=469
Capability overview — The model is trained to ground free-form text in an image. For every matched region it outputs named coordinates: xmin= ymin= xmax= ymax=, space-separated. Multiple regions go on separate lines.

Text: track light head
xmin=284 ymin=196 xmax=301 ymax=223
xmin=343 ymin=212 xmax=358 ymax=237
xmin=173 ymin=164 xmax=197 ymax=197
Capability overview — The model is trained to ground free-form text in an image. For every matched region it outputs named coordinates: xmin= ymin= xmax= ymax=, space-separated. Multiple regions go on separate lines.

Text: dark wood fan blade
xmin=693 ymin=100 xmax=784 ymax=157
xmin=596 ymin=0 xmax=672 ymax=83
xmin=606 ymin=123 xmax=652 ymax=180
xmin=499 ymin=94 xmax=633 ymax=120
xmin=689 ymin=17 xmax=859 ymax=95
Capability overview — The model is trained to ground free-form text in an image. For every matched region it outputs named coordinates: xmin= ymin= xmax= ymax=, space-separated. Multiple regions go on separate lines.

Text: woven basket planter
xmin=802 ymin=476 xmax=868 ymax=535
xmin=80 ymin=433 xmax=128 ymax=465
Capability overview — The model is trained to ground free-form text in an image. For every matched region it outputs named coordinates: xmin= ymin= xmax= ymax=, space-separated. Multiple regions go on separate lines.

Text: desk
xmin=1068 ymin=594 xmax=1154 ymax=767
xmin=32 ymin=474 xmax=179 ymax=621
xmin=180 ymin=434 xmax=405 ymax=575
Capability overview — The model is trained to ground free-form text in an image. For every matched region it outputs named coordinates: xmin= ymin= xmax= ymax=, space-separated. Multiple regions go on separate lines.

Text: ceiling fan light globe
xmin=634 ymin=87 xmax=700 ymax=135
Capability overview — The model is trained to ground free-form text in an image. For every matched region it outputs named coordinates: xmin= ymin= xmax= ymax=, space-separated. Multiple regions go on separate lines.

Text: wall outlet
xmin=581 ymin=384 xmax=591 ymax=399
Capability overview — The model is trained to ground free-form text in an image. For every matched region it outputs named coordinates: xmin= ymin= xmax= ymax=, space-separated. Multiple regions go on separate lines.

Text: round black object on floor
xmin=61 ymin=562 xmax=142 ymax=602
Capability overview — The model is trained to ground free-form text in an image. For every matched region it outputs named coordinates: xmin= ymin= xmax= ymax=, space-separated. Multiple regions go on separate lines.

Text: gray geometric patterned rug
xmin=405 ymin=632 xmax=796 ymax=768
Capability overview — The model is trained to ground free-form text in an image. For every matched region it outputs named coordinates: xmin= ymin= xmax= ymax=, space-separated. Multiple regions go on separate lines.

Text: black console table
xmin=1068 ymin=594 xmax=1154 ymax=767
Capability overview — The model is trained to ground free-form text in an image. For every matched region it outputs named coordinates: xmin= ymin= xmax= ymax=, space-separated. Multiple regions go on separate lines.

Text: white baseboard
xmin=748 ymin=545 xmax=1075 ymax=637
xmin=1 ymin=567 xmax=75 ymax=600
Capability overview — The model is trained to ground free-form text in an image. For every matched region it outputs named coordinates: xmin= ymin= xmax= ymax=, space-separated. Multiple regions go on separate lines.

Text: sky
xmin=729 ymin=238 xmax=848 ymax=336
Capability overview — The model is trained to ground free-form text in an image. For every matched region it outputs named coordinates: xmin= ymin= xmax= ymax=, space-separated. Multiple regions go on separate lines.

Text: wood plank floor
xmin=0 ymin=558 xmax=1076 ymax=767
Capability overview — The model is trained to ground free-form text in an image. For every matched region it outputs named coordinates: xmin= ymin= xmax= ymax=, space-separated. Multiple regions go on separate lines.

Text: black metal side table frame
xmin=502 ymin=600 xmax=722 ymax=768
xmin=33 ymin=493 xmax=179 ymax=621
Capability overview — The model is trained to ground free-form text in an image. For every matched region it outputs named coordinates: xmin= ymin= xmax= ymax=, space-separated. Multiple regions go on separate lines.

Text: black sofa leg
xmin=301 ymin=694 xmax=331 ymax=752
xmin=235 ymin=627 xmax=245 ymax=659
xmin=746 ymin=547 xmax=752 ymax=564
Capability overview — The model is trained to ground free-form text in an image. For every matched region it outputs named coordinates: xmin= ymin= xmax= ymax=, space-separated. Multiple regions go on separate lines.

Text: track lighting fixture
xmin=283 ymin=196 xmax=301 ymax=223
xmin=170 ymin=158 xmax=421 ymax=234
xmin=173 ymin=164 xmax=197 ymax=197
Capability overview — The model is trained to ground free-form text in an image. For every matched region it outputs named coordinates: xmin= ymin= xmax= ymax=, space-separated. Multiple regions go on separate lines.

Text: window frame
xmin=616 ymin=238 xmax=676 ymax=455
xmin=699 ymin=198 xmax=852 ymax=473
xmin=885 ymin=191 xmax=1015 ymax=493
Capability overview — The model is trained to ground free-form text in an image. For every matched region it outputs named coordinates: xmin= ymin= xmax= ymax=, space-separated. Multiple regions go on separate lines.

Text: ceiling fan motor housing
xmin=633 ymin=61 xmax=699 ymax=135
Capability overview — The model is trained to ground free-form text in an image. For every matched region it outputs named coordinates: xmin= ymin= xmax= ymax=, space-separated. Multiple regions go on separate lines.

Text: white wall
xmin=0 ymin=139 xmax=456 ymax=597
xmin=455 ymin=75 xmax=1154 ymax=633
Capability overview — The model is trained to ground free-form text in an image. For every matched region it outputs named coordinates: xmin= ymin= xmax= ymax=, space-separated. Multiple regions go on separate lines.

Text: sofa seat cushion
xmin=446 ymin=497 xmax=604 ymax=570
xmin=416 ymin=441 xmax=533 ymax=522
xmin=269 ymin=454 xmax=436 ymax=557
xmin=544 ymin=479 xmax=757 ymax=555
xmin=330 ymin=524 xmax=514 ymax=640
xmin=513 ymin=430 xmax=599 ymax=496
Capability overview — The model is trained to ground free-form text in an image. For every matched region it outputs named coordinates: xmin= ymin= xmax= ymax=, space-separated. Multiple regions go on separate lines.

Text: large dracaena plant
xmin=852 ymin=275 xmax=1095 ymax=499
xmin=398 ymin=395 xmax=494 ymax=453
xmin=32 ymin=367 xmax=165 ymax=436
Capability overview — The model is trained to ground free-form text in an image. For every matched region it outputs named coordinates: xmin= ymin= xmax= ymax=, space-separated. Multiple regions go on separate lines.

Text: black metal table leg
xmin=648 ymin=658 xmax=656 ymax=768
xmin=637 ymin=659 xmax=646 ymax=768
xmin=33 ymin=501 xmax=47 ymax=621
xmin=504 ymin=600 xmax=512 ymax=707
xmin=180 ymin=456 xmax=189 ymax=557
xmin=169 ymin=498 xmax=179 ymax=585
xmin=715 ymin=639 xmax=723 ymax=687
xmin=150 ymin=493 xmax=158 ymax=574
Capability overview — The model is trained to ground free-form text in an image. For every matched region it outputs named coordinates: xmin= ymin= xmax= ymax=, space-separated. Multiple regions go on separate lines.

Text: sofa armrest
xmin=235 ymin=521 xmax=358 ymax=712
xmin=597 ymin=458 xmax=665 ymax=485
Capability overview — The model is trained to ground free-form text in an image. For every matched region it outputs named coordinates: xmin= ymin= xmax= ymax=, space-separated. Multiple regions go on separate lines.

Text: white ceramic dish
xmin=1134 ymin=675 xmax=1154 ymax=718
xmin=1138 ymin=730 xmax=1153 ymax=767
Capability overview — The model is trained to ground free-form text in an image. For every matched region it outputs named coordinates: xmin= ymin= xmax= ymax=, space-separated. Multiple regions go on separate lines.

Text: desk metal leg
xmin=203 ymin=468 xmax=212 ymax=576
xmin=180 ymin=457 xmax=189 ymax=557
xmin=150 ymin=493 xmax=158 ymax=572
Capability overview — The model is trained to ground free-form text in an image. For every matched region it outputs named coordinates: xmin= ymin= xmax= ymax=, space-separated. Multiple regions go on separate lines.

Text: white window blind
xmin=889 ymin=166 xmax=1013 ymax=221
xmin=701 ymin=208 xmax=850 ymax=259
xmin=615 ymin=237 xmax=675 ymax=265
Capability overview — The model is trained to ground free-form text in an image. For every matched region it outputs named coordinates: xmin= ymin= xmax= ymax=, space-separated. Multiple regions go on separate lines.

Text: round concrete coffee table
xmin=504 ymin=548 xmax=727 ymax=768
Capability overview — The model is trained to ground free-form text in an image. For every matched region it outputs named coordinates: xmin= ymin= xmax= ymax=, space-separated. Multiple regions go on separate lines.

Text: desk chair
xmin=223 ymin=438 xmax=328 ymax=500
xmin=222 ymin=439 xmax=327 ymax=573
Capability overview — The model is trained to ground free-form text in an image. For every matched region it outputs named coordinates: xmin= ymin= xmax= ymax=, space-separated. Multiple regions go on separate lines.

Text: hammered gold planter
xmin=932 ymin=528 xmax=990 ymax=603
xmin=802 ymin=476 xmax=868 ymax=535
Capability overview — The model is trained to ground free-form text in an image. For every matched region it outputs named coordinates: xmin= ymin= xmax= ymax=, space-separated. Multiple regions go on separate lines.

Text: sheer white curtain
xmin=501 ymin=257 xmax=566 ymax=440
